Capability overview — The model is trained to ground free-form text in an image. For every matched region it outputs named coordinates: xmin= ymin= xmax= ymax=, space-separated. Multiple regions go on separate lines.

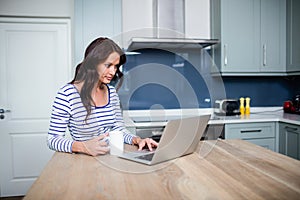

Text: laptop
xmin=118 ymin=115 xmax=211 ymax=165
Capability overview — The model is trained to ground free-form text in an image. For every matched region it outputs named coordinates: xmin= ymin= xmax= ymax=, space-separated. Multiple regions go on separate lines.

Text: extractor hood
xmin=127 ymin=37 xmax=219 ymax=52
xmin=126 ymin=0 xmax=219 ymax=52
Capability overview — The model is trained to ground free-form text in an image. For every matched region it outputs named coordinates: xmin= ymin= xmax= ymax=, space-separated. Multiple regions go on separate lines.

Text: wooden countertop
xmin=24 ymin=139 xmax=300 ymax=200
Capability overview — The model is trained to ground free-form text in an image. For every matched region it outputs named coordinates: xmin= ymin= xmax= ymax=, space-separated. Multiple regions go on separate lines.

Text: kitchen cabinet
xmin=279 ymin=122 xmax=300 ymax=160
xmin=184 ymin=0 xmax=210 ymax=39
xmin=225 ymin=122 xmax=276 ymax=151
xmin=74 ymin=0 xmax=122 ymax=63
xmin=286 ymin=0 xmax=300 ymax=73
xmin=121 ymin=0 xmax=154 ymax=48
xmin=211 ymin=0 xmax=286 ymax=75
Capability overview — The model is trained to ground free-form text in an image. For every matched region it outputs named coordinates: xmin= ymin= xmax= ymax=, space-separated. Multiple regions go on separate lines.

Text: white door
xmin=0 ymin=17 xmax=71 ymax=197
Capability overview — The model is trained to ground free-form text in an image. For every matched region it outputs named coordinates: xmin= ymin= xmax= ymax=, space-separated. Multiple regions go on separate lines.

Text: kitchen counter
xmin=24 ymin=139 xmax=300 ymax=199
xmin=123 ymin=107 xmax=300 ymax=127
xmin=210 ymin=109 xmax=300 ymax=125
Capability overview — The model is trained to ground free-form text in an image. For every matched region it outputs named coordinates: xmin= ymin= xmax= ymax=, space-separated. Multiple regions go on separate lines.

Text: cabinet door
xmin=220 ymin=0 xmax=260 ymax=72
xmin=225 ymin=122 xmax=276 ymax=151
xmin=286 ymin=0 xmax=300 ymax=72
xmin=247 ymin=138 xmax=275 ymax=151
xmin=121 ymin=0 xmax=153 ymax=49
xmin=260 ymin=0 xmax=286 ymax=72
xmin=185 ymin=0 xmax=210 ymax=39
xmin=279 ymin=123 xmax=300 ymax=160
xmin=74 ymin=0 xmax=122 ymax=63
xmin=225 ymin=122 xmax=275 ymax=139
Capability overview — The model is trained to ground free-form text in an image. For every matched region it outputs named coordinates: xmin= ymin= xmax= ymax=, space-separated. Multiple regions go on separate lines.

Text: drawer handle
xmin=285 ymin=126 xmax=298 ymax=131
xmin=240 ymin=129 xmax=262 ymax=133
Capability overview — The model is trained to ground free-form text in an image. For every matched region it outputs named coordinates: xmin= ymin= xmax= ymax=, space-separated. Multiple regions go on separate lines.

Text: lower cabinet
xmin=279 ymin=122 xmax=300 ymax=160
xmin=225 ymin=122 xmax=276 ymax=151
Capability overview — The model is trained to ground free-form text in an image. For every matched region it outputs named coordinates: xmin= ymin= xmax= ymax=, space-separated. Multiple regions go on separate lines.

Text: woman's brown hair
xmin=70 ymin=37 xmax=126 ymax=121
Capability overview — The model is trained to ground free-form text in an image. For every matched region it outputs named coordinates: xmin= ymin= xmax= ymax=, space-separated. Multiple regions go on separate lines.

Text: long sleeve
xmin=47 ymin=86 xmax=74 ymax=153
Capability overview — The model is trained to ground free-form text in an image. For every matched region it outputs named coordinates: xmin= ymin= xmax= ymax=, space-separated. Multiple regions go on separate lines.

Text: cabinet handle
xmin=285 ymin=126 xmax=298 ymax=131
xmin=0 ymin=109 xmax=11 ymax=113
xmin=263 ymin=44 xmax=267 ymax=66
xmin=240 ymin=129 xmax=262 ymax=133
xmin=224 ymin=44 xmax=227 ymax=66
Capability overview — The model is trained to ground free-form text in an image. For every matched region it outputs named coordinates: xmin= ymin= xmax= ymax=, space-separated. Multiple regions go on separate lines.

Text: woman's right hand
xmin=72 ymin=133 xmax=110 ymax=156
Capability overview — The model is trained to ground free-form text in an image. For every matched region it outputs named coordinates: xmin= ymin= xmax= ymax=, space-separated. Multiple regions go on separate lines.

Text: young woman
xmin=47 ymin=37 xmax=158 ymax=156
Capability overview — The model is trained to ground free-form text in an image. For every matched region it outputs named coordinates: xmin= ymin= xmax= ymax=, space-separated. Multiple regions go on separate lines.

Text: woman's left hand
xmin=133 ymin=137 xmax=159 ymax=151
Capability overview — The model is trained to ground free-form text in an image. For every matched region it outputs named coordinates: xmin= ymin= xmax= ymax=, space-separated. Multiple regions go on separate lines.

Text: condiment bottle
xmin=239 ymin=97 xmax=245 ymax=115
xmin=245 ymin=97 xmax=251 ymax=115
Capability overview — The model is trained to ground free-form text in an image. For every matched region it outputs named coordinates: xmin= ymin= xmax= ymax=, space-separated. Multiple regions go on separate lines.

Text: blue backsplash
xmin=117 ymin=49 xmax=299 ymax=110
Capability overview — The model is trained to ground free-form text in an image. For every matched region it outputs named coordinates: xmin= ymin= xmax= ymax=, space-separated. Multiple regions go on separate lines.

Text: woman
xmin=47 ymin=37 xmax=158 ymax=156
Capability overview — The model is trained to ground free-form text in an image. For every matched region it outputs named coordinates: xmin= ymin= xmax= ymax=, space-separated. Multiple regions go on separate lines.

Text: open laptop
xmin=118 ymin=115 xmax=211 ymax=165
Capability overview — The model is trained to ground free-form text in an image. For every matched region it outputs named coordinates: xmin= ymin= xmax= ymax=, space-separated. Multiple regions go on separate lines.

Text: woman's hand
xmin=133 ymin=137 xmax=159 ymax=151
xmin=72 ymin=133 xmax=109 ymax=156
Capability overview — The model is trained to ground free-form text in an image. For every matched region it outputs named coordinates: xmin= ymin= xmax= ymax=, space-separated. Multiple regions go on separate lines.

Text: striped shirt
xmin=47 ymin=84 xmax=135 ymax=153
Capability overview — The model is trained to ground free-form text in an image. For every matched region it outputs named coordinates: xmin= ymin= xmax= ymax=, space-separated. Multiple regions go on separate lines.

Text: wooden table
xmin=24 ymin=139 xmax=300 ymax=200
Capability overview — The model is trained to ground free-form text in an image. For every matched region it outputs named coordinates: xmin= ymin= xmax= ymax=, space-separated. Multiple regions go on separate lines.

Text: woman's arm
xmin=47 ymin=86 xmax=74 ymax=153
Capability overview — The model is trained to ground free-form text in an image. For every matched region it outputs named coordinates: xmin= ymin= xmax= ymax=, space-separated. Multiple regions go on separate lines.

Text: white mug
xmin=109 ymin=130 xmax=124 ymax=156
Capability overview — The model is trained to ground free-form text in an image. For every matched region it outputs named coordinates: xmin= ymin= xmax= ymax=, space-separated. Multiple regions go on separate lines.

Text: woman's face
xmin=97 ymin=52 xmax=120 ymax=84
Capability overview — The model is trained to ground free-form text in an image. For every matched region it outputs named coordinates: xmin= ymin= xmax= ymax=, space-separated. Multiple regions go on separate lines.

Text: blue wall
xmin=117 ymin=49 xmax=299 ymax=110
xmin=223 ymin=76 xmax=299 ymax=107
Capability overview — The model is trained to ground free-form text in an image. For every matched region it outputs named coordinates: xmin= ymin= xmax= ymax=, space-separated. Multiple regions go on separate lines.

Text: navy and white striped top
xmin=47 ymin=84 xmax=135 ymax=153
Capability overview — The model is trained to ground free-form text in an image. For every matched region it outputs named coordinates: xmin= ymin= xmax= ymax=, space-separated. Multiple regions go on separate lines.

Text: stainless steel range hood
xmin=127 ymin=37 xmax=219 ymax=51
xmin=126 ymin=0 xmax=218 ymax=52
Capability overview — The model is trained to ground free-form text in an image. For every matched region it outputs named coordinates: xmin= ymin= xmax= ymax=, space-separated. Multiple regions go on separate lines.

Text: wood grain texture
xmin=24 ymin=139 xmax=300 ymax=200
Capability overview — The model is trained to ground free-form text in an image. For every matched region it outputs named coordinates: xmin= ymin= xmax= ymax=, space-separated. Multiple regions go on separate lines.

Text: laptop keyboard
xmin=135 ymin=153 xmax=154 ymax=161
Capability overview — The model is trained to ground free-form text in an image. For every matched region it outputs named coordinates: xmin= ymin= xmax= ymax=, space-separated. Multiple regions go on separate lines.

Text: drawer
xmin=246 ymin=138 xmax=275 ymax=151
xmin=225 ymin=122 xmax=275 ymax=139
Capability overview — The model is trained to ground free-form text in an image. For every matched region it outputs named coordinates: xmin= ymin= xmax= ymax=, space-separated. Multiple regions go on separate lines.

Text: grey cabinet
xmin=279 ymin=122 xmax=300 ymax=160
xmin=286 ymin=0 xmax=300 ymax=73
xmin=211 ymin=0 xmax=286 ymax=75
xmin=74 ymin=0 xmax=122 ymax=63
xmin=225 ymin=122 xmax=276 ymax=151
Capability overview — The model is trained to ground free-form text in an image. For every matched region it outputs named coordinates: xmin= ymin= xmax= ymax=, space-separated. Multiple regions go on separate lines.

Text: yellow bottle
xmin=245 ymin=97 xmax=251 ymax=115
xmin=239 ymin=97 xmax=245 ymax=115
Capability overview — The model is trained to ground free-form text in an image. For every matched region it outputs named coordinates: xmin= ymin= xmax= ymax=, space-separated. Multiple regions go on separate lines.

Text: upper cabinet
xmin=121 ymin=0 xmax=154 ymax=49
xmin=184 ymin=0 xmax=211 ymax=39
xmin=286 ymin=0 xmax=300 ymax=73
xmin=74 ymin=0 xmax=122 ymax=64
xmin=211 ymin=0 xmax=299 ymax=76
